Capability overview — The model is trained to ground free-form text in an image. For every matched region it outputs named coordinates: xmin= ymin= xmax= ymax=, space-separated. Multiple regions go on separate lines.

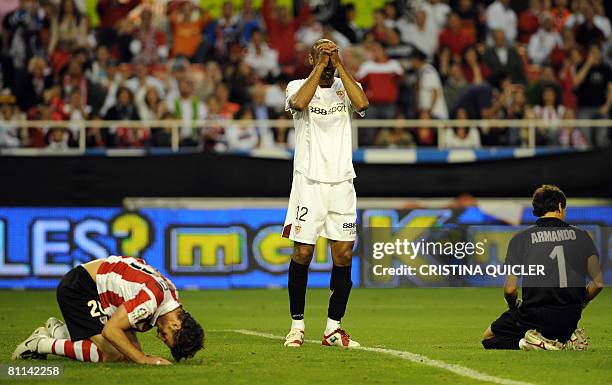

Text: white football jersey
xmin=285 ymin=77 xmax=364 ymax=183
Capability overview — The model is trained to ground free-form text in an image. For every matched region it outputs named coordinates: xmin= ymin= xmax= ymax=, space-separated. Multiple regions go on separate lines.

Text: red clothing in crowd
xmin=438 ymin=27 xmax=475 ymax=56
xmin=262 ymin=0 xmax=310 ymax=65
xmin=356 ymin=59 xmax=403 ymax=104
xmin=97 ymin=0 xmax=140 ymax=29
xmin=518 ymin=9 xmax=539 ymax=44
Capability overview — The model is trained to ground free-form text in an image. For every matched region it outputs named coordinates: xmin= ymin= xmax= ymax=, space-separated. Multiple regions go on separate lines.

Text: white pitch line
xmin=224 ymin=329 xmax=535 ymax=385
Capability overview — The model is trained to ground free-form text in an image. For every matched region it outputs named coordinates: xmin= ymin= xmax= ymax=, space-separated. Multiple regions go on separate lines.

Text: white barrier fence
xmin=5 ymin=118 xmax=611 ymax=152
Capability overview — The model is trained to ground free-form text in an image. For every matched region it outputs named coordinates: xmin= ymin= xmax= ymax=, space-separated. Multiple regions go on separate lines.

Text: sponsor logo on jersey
xmin=336 ymin=90 xmax=344 ymax=100
xmin=294 ymin=225 xmax=302 ymax=235
xmin=309 ymin=103 xmax=347 ymax=115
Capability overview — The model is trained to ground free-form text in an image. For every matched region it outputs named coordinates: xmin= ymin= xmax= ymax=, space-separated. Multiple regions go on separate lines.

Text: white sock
xmin=325 ymin=318 xmax=341 ymax=335
xmin=37 ymin=338 xmax=55 ymax=354
xmin=291 ymin=319 xmax=305 ymax=331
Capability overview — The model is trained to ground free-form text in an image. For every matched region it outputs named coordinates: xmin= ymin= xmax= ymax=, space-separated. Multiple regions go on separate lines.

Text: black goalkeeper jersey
xmin=504 ymin=217 xmax=598 ymax=308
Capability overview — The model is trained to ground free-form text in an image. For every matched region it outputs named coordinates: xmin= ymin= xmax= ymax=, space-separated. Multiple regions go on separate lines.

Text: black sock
xmin=482 ymin=336 xmax=521 ymax=350
xmin=327 ymin=265 xmax=352 ymax=321
xmin=288 ymin=260 xmax=309 ymax=320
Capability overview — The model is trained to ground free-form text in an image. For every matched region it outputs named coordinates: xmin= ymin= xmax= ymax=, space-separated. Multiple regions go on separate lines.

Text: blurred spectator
xmin=97 ymin=0 xmax=140 ymax=48
xmin=125 ymin=62 xmax=165 ymax=98
xmin=384 ymin=28 xmax=412 ymax=67
xmin=129 ymin=8 xmax=168 ymax=65
xmin=414 ymin=111 xmax=437 ymax=146
xmin=296 ymin=13 xmax=323 ymax=47
xmin=216 ymin=82 xmax=240 ymax=118
xmin=443 ymin=63 xmax=467 ymax=110
xmin=423 ymin=0 xmax=451 ymax=30
xmin=526 ymin=65 xmax=560 ymax=106
xmin=370 ymin=9 xmax=389 ymax=43
xmin=482 ymin=29 xmax=527 ymax=84
xmin=2 ymin=0 xmax=44 ymax=92
xmin=226 ymin=106 xmax=259 ymax=151
xmin=244 ymin=29 xmax=280 ymax=80
xmin=332 ymin=3 xmax=362 ymax=44
xmin=411 ymin=49 xmax=448 ymax=119
xmin=527 ymin=12 xmax=561 ymax=65
xmin=485 ymin=0 xmax=517 ymax=43
xmin=550 ymin=0 xmax=571 ymax=32
xmin=168 ymin=77 xmax=206 ymax=146
xmin=202 ymin=94 xmax=227 ymax=151
xmin=400 ymin=8 xmax=438 ymax=59
xmin=518 ymin=0 xmax=540 ymax=44
xmin=62 ymin=88 xmax=90 ymax=138
xmin=169 ymin=2 xmax=211 ymax=63
xmin=533 ymin=85 xmax=564 ymax=145
xmin=445 ymin=108 xmax=481 ymax=148
xmin=454 ymin=0 xmax=484 ymax=41
xmin=438 ymin=12 xmax=475 ymax=59
xmin=250 ymin=84 xmax=277 ymax=149
xmin=356 ymin=42 xmax=402 ymax=123
xmin=574 ymin=44 xmax=612 ymax=146
xmin=214 ymin=1 xmax=240 ymax=56
xmin=17 ymin=56 xmax=55 ymax=112
xmin=462 ymin=45 xmax=490 ymax=84
xmin=136 ymin=86 xmax=167 ymax=122
xmin=48 ymin=0 xmax=87 ymax=73
xmin=47 ymin=126 xmax=75 ymax=150
xmin=262 ymin=0 xmax=310 ymax=66
xmin=88 ymin=45 xmax=115 ymax=88
xmin=104 ymin=86 xmax=139 ymax=121
xmin=573 ymin=3 xmax=607 ymax=48
xmin=0 ymin=96 xmax=23 ymax=148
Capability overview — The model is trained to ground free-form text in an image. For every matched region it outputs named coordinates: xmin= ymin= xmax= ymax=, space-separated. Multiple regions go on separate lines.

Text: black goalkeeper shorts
xmin=56 ymin=266 xmax=107 ymax=341
xmin=491 ymin=305 xmax=582 ymax=343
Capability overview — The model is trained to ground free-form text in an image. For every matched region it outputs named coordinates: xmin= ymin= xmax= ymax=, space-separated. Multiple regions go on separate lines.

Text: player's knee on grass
xmin=292 ymin=242 xmax=314 ymax=265
xmin=331 ymin=241 xmax=354 ymax=267
xmin=90 ymin=334 xmax=125 ymax=362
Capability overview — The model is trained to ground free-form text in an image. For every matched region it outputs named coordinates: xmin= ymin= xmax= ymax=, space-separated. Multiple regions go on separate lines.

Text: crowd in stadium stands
xmin=0 ymin=0 xmax=610 ymax=150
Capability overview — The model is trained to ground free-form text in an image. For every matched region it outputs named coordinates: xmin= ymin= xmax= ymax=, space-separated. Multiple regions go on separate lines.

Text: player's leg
xmin=281 ymin=173 xmax=326 ymax=347
xmin=482 ymin=310 xmax=526 ymax=350
xmin=13 ymin=265 xmax=113 ymax=362
xmin=320 ymin=179 xmax=359 ymax=348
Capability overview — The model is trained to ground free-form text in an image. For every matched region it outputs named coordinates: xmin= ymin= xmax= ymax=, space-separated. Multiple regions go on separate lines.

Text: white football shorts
xmin=282 ymin=172 xmax=357 ymax=245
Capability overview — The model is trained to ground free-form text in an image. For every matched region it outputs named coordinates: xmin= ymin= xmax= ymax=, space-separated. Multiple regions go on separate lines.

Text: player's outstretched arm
xmin=585 ymin=254 xmax=604 ymax=304
xmin=102 ymin=305 xmax=172 ymax=365
xmin=331 ymin=50 xmax=369 ymax=112
xmin=289 ymin=45 xmax=330 ymax=111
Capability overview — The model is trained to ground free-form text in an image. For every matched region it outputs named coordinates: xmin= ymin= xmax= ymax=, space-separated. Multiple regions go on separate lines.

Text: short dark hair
xmin=532 ymin=185 xmax=566 ymax=217
xmin=170 ymin=310 xmax=204 ymax=361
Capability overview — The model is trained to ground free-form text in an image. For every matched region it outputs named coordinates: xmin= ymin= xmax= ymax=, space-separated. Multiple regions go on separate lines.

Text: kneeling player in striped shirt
xmin=12 ymin=256 xmax=204 ymax=365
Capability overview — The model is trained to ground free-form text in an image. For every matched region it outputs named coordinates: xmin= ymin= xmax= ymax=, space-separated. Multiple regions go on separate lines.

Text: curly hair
xmin=170 ymin=310 xmax=204 ymax=362
xmin=532 ymin=184 xmax=566 ymax=217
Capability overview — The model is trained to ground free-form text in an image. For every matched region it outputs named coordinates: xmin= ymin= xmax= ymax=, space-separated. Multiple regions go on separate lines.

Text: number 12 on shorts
xmin=296 ymin=206 xmax=308 ymax=221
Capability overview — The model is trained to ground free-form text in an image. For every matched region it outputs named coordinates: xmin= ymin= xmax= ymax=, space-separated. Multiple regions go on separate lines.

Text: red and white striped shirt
xmin=95 ymin=256 xmax=181 ymax=332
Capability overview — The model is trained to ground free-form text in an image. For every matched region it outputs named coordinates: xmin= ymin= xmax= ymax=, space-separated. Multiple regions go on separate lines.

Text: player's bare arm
xmin=289 ymin=42 xmax=334 ymax=111
xmin=102 ymin=305 xmax=171 ymax=365
xmin=585 ymin=254 xmax=604 ymax=303
xmin=503 ymin=275 xmax=520 ymax=308
xmin=330 ymin=48 xmax=369 ymax=112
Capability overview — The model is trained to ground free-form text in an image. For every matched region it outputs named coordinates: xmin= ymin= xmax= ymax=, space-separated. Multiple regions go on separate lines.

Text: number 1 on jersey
xmin=549 ymin=245 xmax=568 ymax=288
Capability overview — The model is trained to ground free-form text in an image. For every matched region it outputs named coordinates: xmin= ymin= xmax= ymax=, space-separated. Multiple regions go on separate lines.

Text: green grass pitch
xmin=1 ymin=288 xmax=611 ymax=385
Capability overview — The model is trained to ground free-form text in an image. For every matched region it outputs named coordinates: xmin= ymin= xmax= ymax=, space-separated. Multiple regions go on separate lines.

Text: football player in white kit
xmin=281 ymin=39 xmax=368 ymax=348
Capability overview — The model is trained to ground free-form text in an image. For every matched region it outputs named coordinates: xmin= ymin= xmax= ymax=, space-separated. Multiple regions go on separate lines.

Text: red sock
xmin=51 ymin=339 xmax=104 ymax=362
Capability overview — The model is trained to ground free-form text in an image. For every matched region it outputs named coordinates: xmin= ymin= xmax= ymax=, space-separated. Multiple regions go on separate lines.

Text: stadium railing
xmin=2 ymin=119 xmax=610 ymax=153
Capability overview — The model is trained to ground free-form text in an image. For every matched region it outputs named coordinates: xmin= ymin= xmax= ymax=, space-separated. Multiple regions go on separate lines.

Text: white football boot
xmin=565 ymin=327 xmax=588 ymax=351
xmin=520 ymin=329 xmax=564 ymax=351
xmin=284 ymin=329 xmax=305 ymax=347
xmin=322 ymin=328 xmax=360 ymax=348
xmin=45 ymin=317 xmax=70 ymax=340
xmin=12 ymin=327 xmax=51 ymax=360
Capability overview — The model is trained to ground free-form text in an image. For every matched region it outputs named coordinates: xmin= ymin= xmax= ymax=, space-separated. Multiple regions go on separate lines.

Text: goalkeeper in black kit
xmin=482 ymin=185 xmax=604 ymax=351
